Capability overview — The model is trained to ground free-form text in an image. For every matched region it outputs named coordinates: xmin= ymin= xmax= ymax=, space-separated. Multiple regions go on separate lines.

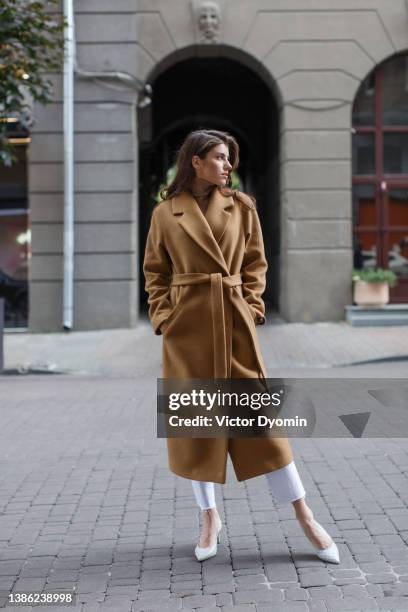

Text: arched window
xmin=352 ymin=53 xmax=408 ymax=302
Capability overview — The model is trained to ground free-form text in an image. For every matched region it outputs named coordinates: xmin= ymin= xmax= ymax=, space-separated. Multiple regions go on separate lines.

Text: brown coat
xmin=143 ymin=187 xmax=293 ymax=483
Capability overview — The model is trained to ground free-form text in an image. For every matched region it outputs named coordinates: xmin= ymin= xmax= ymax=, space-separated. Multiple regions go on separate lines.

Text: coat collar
xmin=171 ymin=188 xmax=234 ymax=273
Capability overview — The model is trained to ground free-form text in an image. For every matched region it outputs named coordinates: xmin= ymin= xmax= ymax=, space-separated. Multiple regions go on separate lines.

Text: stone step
xmin=345 ymin=304 xmax=408 ymax=326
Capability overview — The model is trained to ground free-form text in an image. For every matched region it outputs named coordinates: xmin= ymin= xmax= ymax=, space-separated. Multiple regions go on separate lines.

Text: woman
xmin=143 ymin=129 xmax=339 ymax=564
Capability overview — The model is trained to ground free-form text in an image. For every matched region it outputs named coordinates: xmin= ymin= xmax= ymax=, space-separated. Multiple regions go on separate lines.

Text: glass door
xmin=381 ymin=182 xmax=408 ymax=301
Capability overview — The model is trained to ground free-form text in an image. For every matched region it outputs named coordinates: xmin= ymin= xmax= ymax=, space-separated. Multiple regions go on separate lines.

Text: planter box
xmin=353 ymin=280 xmax=389 ymax=307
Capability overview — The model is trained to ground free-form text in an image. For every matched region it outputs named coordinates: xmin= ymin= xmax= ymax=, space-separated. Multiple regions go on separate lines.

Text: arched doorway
xmin=352 ymin=52 xmax=408 ymax=302
xmin=139 ymin=49 xmax=281 ymax=317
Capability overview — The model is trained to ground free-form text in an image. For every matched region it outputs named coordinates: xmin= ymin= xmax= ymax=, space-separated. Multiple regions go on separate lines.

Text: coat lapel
xmin=172 ymin=188 xmax=234 ymax=274
xmin=205 ymin=187 xmax=234 ymax=245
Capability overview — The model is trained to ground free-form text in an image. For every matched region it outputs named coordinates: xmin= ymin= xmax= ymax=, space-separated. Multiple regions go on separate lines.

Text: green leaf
xmin=0 ymin=0 xmax=64 ymax=165
xmin=352 ymin=267 xmax=398 ymax=288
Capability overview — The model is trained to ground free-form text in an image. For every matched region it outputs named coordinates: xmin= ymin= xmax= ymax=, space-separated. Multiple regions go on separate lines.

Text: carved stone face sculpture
xmin=197 ymin=1 xmax=220 ymax=43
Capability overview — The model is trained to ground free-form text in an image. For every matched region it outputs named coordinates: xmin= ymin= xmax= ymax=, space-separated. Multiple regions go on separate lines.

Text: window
xmin=0 ymin=123 xmax=30 ymax=327
xmin=352 ymin=54 xmax=408 ymax=302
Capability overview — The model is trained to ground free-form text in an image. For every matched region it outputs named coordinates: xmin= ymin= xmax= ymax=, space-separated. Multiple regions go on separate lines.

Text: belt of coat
xmin=170 ymin=272 xmax=243 ymax=378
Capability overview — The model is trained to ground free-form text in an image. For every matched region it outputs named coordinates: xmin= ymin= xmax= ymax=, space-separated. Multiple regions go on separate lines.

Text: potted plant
xmin=352 ymin=267 xmax=398 ymax=306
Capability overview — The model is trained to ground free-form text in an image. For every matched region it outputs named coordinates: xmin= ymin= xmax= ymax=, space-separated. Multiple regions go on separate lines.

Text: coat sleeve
xmin=143 ymin=207 xmax=174 ymax=335
xmin=241 ymin=206 xmax=268 ymax=325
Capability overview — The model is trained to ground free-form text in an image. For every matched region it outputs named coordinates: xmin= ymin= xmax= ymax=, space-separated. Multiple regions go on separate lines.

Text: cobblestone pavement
xmin=0 ymin=363 xmax=408 ymax=612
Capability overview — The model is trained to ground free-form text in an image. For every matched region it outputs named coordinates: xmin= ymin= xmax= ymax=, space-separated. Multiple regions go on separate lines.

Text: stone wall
xmin=28 ymin=0 xmax=408 ymax=328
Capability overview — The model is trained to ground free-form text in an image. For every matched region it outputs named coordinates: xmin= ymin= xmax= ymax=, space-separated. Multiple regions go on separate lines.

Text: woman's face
xmin=192 ymin=143 xmax=233 ymax=186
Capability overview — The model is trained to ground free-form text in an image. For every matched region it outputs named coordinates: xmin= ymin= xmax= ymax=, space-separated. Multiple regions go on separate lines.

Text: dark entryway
xmin=138 ymin=49 xmax=281 ymax=317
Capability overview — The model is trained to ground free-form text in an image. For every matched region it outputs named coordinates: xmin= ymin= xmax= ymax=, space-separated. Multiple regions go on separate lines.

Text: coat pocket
xmin=161 ymin=286 xmax=185 ymax=335
xmin=234 ymin=287 xmax=256 ymax=324
xmin=243 ymin=299 xmax=257 ymax=325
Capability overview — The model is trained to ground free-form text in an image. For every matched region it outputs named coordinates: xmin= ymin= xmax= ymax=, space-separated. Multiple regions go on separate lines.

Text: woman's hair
xmin=159 ymin=129 xmax=240 ymax=202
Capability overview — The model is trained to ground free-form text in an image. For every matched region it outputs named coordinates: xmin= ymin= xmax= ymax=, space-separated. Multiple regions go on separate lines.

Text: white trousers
xmin=191 ymin=460 xmax=306 ymax=509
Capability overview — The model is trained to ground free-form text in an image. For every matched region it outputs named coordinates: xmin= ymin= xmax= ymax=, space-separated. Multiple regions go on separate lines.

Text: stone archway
xmin=139 ymin=45 xmax=282 ymax=317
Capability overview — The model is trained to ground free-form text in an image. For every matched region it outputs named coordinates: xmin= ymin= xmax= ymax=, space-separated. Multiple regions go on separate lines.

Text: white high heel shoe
xmin=306 ymin=519 xmax=340 ymax=564
xmin=305 ymin=518 xmax=340 ymax=563
xmin=315 ymin=540 xmax=340 ymax=564
xmin=194 ymin=515 xmax=222 ymax=562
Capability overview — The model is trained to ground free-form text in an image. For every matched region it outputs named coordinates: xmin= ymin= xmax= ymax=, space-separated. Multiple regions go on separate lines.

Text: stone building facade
xmin=19 ymin=0 xmax=408 ymax=330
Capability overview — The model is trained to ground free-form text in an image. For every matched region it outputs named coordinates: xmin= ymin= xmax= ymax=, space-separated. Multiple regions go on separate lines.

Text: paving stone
xmin=132 ymin=601 xmax=182 ymax=611
xmin=373 ymin=534 xmax=406 ymax=547
xmin=376 ymin=597 xmax=408 ymax=610
xmin=341 ymin=584 xmax=370 ymax=598
xmin=136 ymin=590 xmax=173 ymax=600
xmin=264 ymin=562 xmax=298 ymax=583
xmin=170 ymin=569 xmax=201 ymax=582
xmin=0 ymin=560 xmax=24 ymax=576
xmin=341 ymin=529 xmax=373 ymax=543
xmin=219 ymin=606 xmax=256 ymax=612
xmin=234 ymin=574 xmax=270 ymax=590
xmin=389 ymin=515 xmax=408 ymax=531
xmin=12 ymin=578 xmax=47 ymax=591
xmin=140 ymin=579 xmax=171 ymax=589
xmin=283 ymin=586 xmax=309 ymax=600
xmin=348 ymin=544 xmax=382 ymax=563
xmin=299 ymin=570 xmax=332 ymax=587
xmin=325 ymin=597 xmax=380 ymax=610
xmin=171 ymin=588 xmax=201 ymax=597
xmin=233 ymin=568 xmax=263 ymax=576
xmin=100 ymin=596 xmax=133 ymax=611
xmin=330 ymin=569 xmax=362 ymax=579
xmin=336 ymin=520 xmax=365 ymax=530
xmin=333 ymin=577 xmax=367 ymax=586
xmin=365 ymin=573 xmax=397 ymax=584
xmin=381 ymin=547 xmax=408 ymax=562
xmin=76 ymin=592 xmax=106 ymax=604
xmin=307 ymin=585 xmax=342 ymax=599
xmin=82 ymin=604 xmax=103 ymax=611
xmin=203 ymin=570 xmax=234 ymax=584
xmin=382 ymin=582 xmax=408 ymax=596
xmin=359 ymin=561 xmax=392 ymax=574
xmin=171 ymin=579 xmax=202 ymax=590
xmin=306 ymin=602 xmax=327 ymax=612
xmin=181 ymin=594 xmax=217 ymax=608
xmin=256 ymin=604 xmax=308 ymax=612
xmin=215 ymin=593 xmax=233 ymax=606
xmin=186 ymin=608 xmax=222 ymax=612
xmin=331 ymin=508 xmax=360 ymax=521
xmin=364 ymin=518 xmax=397 ymax=536
xmin=364 ymin=584 xmax=382 ymax=597
xmin=202 ymin=582 xmax=235 ymax=595
xmin=232 ymin=588 xmax=283 ymax=604
xmin=0 ymin=576 xmax=16 ymax=589
xmin=142 ymin=557 xmax=171 ymax=570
